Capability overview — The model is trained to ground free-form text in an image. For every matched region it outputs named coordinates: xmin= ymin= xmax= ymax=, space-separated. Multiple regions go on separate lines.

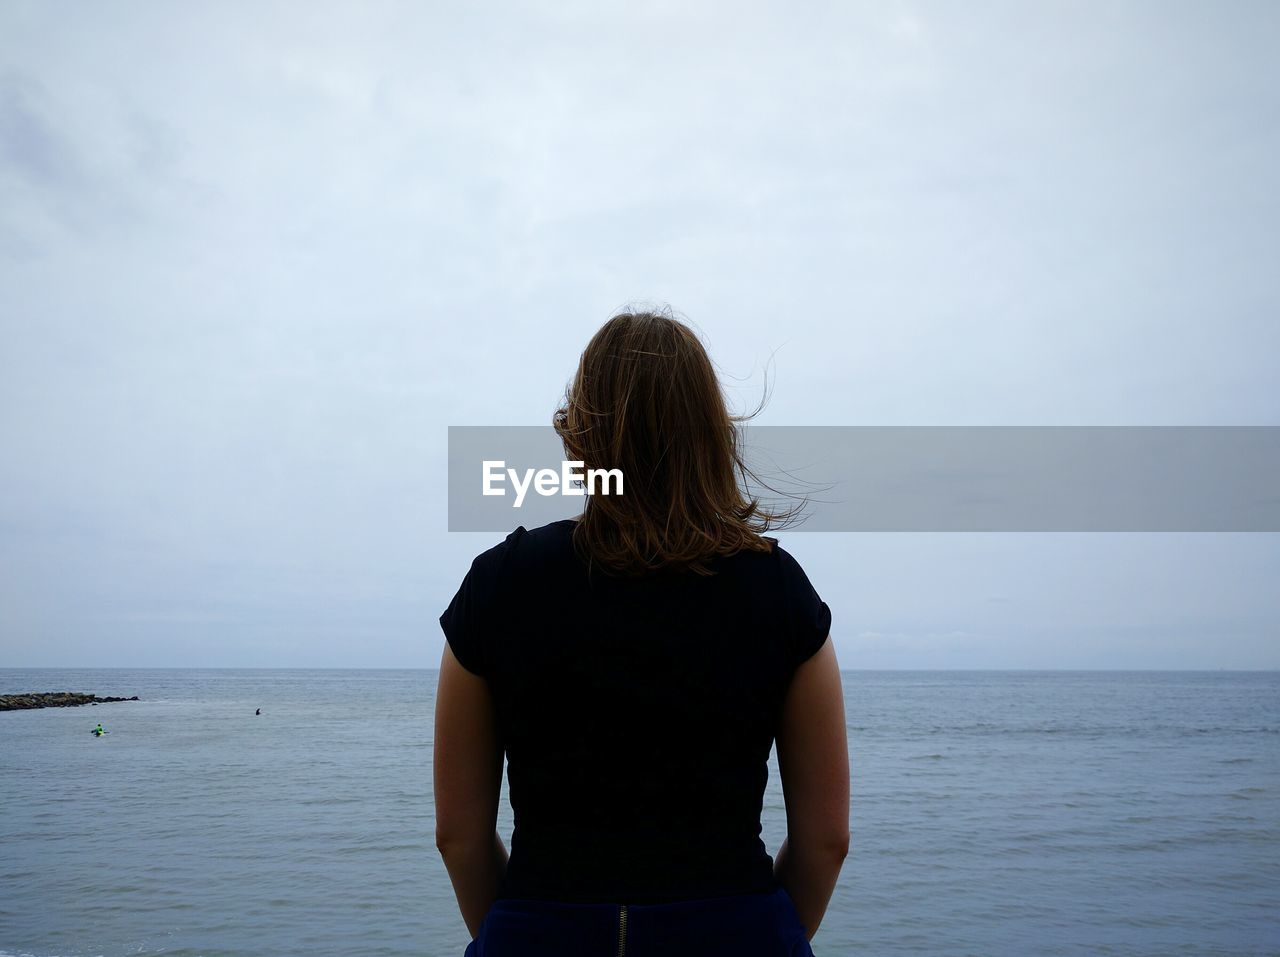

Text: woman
xmin=435 ymin=309 xmax=849 ymax=956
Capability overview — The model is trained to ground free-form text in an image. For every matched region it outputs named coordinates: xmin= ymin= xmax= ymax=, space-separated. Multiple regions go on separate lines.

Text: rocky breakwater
xmin=0 ymin=691 xmax=141 ymax=711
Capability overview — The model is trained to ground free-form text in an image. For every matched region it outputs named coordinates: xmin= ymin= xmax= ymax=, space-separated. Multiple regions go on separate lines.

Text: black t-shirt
xmin=438 ymin=519 xmax=832 ymax=904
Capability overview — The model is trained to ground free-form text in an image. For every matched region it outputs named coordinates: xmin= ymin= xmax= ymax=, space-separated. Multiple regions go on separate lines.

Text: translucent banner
xmin=447 ymin=426 xmax=1280 ymax=532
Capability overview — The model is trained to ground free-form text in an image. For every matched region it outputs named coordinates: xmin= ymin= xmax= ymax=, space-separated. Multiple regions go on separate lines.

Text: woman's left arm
xmin=434 ymin=643 xmax=508 ymax=938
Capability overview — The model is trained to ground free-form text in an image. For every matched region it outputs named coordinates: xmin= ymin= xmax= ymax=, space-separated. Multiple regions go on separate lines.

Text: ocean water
xmin=1 ymin=669 xmax=1276 ymax=957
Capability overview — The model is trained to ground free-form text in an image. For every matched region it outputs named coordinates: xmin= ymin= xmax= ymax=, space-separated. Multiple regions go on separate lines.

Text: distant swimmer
xmin=255 ymin=708 xmax=261 ymax=716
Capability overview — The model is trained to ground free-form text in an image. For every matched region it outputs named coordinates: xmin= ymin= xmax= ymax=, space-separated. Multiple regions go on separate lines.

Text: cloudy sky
xmin=2 ymin=1 xmax=1276 ymax=668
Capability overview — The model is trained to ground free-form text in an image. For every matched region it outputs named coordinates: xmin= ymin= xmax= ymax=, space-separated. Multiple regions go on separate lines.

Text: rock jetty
xmin=0 ymin=692 xmax=140 ymax=712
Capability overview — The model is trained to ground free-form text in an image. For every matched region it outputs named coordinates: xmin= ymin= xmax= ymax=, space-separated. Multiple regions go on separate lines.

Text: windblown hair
xmin=553 ymin=307 xmax=792 ymax=577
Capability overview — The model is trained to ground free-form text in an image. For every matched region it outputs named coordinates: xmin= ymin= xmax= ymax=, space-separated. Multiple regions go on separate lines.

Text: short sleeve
xmin=438 ymin=528 xmax=524 ymax=676
xmin=776 ymin=544 xmax=832 ymax=669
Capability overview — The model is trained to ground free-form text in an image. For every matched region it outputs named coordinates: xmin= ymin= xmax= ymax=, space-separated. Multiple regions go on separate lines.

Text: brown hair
xmin=553 ymin=307 xmax=792 ymax=576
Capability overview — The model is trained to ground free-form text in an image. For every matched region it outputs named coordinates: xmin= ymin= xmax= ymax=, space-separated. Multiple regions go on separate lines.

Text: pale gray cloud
xmin=1 ymin=1 xmax=1277 ymax=667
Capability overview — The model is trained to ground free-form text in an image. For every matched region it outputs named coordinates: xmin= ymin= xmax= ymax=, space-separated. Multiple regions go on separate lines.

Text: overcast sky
xmin=2 ymin=1 xmax=1277 ymax=669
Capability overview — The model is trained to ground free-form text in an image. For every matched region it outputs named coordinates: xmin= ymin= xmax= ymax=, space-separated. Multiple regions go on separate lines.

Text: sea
xmin=1 ymin=669 xmax=1276 ymax=957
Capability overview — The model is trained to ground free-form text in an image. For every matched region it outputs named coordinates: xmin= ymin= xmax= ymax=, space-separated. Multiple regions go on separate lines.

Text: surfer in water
xmin=92 ymin=723 xmax=105 ymax=736
xmin=255 ymin=708 xmax=261 ymax=715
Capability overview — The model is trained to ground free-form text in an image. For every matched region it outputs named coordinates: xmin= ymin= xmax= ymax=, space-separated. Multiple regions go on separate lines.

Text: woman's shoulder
xmin=714 ymin=538 xmax=826 ymax=609
xmin=469 ymin=520 xmax=577 ymax=576
xmin=714 ymin=536 xmax=800 ymax=576
xmin=472 ymin=524 xmax=816 ymax=589
xmin=765 ymin=538 xmax=813 ymax=578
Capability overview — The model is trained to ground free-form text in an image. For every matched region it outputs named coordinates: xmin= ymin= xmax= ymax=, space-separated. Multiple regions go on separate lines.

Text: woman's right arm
xmin=773 ymin=636 xmax=850 ymax=940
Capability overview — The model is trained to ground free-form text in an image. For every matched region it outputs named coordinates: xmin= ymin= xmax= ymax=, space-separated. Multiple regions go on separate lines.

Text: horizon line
xmin=2 ymin=665 xmax=1277 ymax=673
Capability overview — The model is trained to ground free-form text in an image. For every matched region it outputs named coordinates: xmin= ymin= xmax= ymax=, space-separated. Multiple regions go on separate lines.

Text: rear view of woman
xmin=435 ymin=309 xmax=849 ymax=956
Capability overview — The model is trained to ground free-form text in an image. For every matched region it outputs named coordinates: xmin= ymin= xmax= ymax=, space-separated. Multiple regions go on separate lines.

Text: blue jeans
xmin=462 ymin=887 xmax=816 ymax=956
